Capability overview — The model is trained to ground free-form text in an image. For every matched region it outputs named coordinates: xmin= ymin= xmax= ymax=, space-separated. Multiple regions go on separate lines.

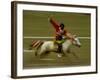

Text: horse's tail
xmin=29 ymin=40 xmax=44 ymax=50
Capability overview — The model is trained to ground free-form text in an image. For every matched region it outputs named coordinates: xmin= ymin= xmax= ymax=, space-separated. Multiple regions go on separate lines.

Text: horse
xmin=29 ymin=35 xmax=81 ymax=58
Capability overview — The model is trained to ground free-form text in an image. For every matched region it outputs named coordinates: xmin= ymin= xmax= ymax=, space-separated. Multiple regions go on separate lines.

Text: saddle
xmin=53 ymin=39 xmax=65 ymax=53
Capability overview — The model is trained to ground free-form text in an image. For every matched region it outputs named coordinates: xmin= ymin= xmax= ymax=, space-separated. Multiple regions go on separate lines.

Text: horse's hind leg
xmin=34 ymin=50 xmax=38 ymax=56
xmin=37 ymin=48 xmax=45 ymax=57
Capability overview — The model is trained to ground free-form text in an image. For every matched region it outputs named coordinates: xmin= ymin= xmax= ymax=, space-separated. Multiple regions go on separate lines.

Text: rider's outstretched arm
xmin=49 ymin=17 xmax=60 ymax=32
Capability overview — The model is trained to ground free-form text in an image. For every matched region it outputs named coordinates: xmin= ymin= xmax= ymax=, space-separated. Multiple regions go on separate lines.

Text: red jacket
xmin=49 ymin=18 xmax=74 ymax=40
xmin=50 ymin=18 xmax=67 ymax=36
xmin=50 ymin=18 xmax=60 ymax=32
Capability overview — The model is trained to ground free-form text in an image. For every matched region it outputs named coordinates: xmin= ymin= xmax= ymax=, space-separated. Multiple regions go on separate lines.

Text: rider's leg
xmin=55 ymin=36 xmax=63 ymax=53
xmin=57 ymin=43 xmax=62 ymax=53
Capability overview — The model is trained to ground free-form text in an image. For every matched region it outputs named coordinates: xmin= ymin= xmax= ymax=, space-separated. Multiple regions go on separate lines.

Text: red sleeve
xmin=50 ymin=18 xmax=60 ymax=32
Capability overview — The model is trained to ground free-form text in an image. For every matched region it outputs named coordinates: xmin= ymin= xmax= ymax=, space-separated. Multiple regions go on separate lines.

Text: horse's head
xmin=72 ymin=35 xmax=81 ymax=47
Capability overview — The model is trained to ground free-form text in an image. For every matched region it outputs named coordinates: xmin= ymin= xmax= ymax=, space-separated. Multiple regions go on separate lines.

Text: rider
xmin=49 ymin=17 xmax=74 ymax=53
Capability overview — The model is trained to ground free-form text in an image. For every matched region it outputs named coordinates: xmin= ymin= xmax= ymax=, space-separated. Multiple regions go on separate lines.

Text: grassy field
xmin=23 ymin=10 xmax=91 ymax=69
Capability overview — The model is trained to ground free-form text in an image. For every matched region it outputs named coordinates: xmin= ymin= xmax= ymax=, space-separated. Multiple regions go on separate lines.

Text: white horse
xmin=32 ymin=35 xmax=81 ymax=58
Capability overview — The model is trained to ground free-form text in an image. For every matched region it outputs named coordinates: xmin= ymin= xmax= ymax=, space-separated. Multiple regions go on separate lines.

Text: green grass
xmin=23 ymin=10 xmax=91 ymax=69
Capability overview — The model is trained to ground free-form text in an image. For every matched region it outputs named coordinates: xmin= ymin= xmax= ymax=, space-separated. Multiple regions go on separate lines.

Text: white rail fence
xmin=24 ymin=36 xmax=90 ymax=39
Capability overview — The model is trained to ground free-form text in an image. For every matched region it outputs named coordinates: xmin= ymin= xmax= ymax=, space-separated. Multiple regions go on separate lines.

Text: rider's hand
xmin=48 ymin=16 xmax=54 ymax=21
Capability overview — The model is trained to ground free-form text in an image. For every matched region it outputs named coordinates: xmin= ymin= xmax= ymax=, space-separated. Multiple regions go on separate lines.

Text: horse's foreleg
xmin=63 ymin=46 xmax=80 ymax=62
xmin=71 ymin=51 xmax=80 ymax=61
xmin=67 ymin=48 xmax=80 ymax=61
xmin=63 ymin=50 xmax=73 ymax=62
xmin=67 ymin=48 xmax=71 ymax=53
